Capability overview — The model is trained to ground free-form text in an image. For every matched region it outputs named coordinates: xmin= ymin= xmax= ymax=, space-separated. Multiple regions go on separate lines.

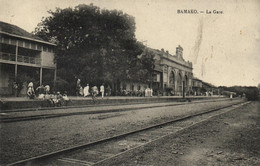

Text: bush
xmin=219 ymin=86 xmax=259 ymax=101
xmin=245 ymin=87 xmax=259 ymax=101
xmin=165 ymin=87 xmax=174 ymax=96
xmin=16 ymin=74 xmax=37 ymax=96
xmin=55 ymin=77 xmax=70 ymax=94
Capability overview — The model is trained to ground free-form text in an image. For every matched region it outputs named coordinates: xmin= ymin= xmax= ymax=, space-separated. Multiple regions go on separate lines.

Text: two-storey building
xmin=0 ymin=21 xmax=56 ymax=95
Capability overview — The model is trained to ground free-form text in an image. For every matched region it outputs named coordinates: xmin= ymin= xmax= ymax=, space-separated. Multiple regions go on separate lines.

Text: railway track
xmin=0 ymin=98 xmax=240 ymax=123
xmin=7 ymin=101 xmax=250 ymax=166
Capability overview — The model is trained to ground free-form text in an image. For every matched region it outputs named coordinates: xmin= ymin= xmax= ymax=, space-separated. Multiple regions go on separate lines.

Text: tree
xmin=34 ymin=4 xmax=154 ymax=94
xmin=218 ymin=85 xmax=259 ymax=100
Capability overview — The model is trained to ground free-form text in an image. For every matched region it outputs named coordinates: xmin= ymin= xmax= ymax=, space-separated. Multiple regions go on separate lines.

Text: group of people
xmin=45 ymin=91 xmax=70 ymax=107
xmin=117 ymin=88 xmax=153 ymax=97
xmin=76 ymin=79 xmax=105 ymax=99
xmin=26 ymin=82 xmax=70 ymax=107
xmin=27 ymin=82 xmax=51 ymax=99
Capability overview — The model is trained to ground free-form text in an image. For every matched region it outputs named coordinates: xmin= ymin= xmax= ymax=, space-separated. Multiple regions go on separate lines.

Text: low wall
xmin=0 ymin=97 xmax=223 ymax=111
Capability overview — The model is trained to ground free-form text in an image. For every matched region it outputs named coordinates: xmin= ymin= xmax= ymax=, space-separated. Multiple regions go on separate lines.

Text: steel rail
xmin=0 ymin=98 xmax=241 ymax=123
xmin=7 ymin=101 xmax=250 ymax=166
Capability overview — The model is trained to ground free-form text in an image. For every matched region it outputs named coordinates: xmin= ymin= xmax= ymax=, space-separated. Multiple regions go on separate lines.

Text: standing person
xmin=79 ymin=86 xmax=84 ymax=96
xmin=106 ymin=85 xmax=111 ymax=96
xmin=76 ymin=78 xmax=81 ymax=96
xmin=92 ymin=86 xmax=99 ymax=96
xmin=100 ymin=84 xmax=105 ymax=99
xmin=91 ymin=85 xmax=98 ymax=103
xmin=84 ymin=84 xmax=90 ymax=97
xmin=145 ymin=88 xmax=148 ymax=97
xmin=27 ymin=82 xmax=35 ymax=98
xmin=230 ymin=93 xmax=233 ymax=101
xmin=27 ymin=82 xmax=35 ymax=99
xmin=13 ymin=82 xmax=18 ymax=97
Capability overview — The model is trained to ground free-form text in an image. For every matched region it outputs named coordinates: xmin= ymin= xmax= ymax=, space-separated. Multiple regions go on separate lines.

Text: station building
xmin=192 ymin=77 xmax=203 ymax=95
xmin=120 ymin=45 xmax=193 ymax=96
xmin=0 ymin=21 xmax=56 ymax=96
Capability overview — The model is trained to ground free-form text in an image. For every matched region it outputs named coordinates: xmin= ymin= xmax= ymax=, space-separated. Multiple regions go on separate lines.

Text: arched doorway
xmin=184 ymin=75 xmax=188 ymax=94
xmin=177 ymin=73 xmax=182 ymax=95
xmin=169 ymin=71 xmax=175 ymax=94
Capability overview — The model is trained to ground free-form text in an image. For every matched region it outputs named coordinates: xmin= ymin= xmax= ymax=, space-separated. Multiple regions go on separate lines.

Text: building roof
xmin=146 ymin=47 xmax=192 ymax=69
xmin=202 ymin=81 xmax=217 ymax=88
xmin=0 ymin=21 xmax=55 ymax=46
xmin=193 ymin=77 xmax=202 ymax=82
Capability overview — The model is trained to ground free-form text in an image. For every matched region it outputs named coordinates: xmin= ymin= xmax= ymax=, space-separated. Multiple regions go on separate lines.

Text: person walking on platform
xmin=84 ymin=84 xmax=90 ymax=97
xmin=91 ymin=85 xmax=98 ymax=103
xmin=100 ymin=84 xmax=105 ymax=99
xmin=79 ymin=86 xmax=84 ymax=96
xmin=76 ymin=78 xmax=81 ymax=96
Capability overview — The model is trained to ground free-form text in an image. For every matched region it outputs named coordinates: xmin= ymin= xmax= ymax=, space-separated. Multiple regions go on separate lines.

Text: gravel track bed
xmin=100 ymin=101 xmax=260 ymax=166
xmin=1 ymin=98 xmax=229 ymax=118
xmin=0 ymin=99 xmax=243 ymax=165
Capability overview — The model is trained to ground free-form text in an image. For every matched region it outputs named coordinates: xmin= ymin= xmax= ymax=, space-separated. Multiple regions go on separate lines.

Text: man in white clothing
xmin=84 ymin=84 xmax=90 ymax=97
xmin=100 ymin=84 xmax=105 ymax=99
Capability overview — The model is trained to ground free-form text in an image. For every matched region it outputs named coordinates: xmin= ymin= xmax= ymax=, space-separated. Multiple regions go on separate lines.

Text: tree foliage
xmin=34 ymin=4 xmax=154 ymax=94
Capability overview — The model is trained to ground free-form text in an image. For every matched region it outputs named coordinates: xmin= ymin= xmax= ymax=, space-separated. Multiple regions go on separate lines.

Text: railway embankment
xmin=105 ymin=101 xmax=260 ymax=166
xmin=0 ymin=96 xmax=225 ymax=111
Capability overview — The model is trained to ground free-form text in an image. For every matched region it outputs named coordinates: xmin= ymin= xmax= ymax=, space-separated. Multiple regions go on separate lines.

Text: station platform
xmin=0 ymin=95 xmax=224 ymax=111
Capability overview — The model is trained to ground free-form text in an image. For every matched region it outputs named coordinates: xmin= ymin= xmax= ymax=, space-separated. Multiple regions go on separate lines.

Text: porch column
xmin=174 ymin=79 xmax=178 ymax=94
xmin=54 ymin=67 xmax=57 ymax=87
xmin=182 ymin=81 xmax=185 ymax=98
xmin=40 ymin=67 xmax=43 ymax=86
xmin=15 ymin=42 xmax=18 ymax=80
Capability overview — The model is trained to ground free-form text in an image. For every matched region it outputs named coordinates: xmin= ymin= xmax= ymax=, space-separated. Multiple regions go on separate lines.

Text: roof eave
xmin=0 ymin=31 xmax=56 ymax=46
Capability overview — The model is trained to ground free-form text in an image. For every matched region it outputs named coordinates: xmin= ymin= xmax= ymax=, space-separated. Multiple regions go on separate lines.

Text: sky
xmin=0 ymin=0 xmax=259 ymax=87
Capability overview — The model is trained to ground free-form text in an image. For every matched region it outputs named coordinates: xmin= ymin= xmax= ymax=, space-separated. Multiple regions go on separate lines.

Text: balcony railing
xmin=0 ymin=52 xmax=41 ymax=65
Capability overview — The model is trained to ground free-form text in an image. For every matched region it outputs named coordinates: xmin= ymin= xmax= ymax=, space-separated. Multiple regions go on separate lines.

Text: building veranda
xmin=0 ymin=21 xmax=56 ymax=96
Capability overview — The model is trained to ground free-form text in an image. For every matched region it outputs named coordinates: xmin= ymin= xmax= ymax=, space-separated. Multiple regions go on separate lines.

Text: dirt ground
xmin=101 ymin=101 xmax=260 ymax=166
xmin=1 ymin=99 xmax=243 ymax=165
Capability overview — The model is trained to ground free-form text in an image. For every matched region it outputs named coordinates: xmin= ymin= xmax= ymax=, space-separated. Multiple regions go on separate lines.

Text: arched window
xmin=184 ymin=75 xmax=188 ymax=91
xmin=178 ymin=73 xmax=182 ymax=92
xmin=169 ymin=71 xmax=175 ymax=86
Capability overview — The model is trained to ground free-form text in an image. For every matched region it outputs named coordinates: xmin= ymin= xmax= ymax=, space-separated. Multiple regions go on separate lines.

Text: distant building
xmin=0 ymin=21 xmax=56 ymax=95
xmin=192 ymin=77 xmax=203 ymax=95
xmin=192 ymin=77 xmax=219 ymax=96
xmin=120 ymin=45 xmax=193 ymax=96
xmin=202 ymin=81 xmax=218 ymax=95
